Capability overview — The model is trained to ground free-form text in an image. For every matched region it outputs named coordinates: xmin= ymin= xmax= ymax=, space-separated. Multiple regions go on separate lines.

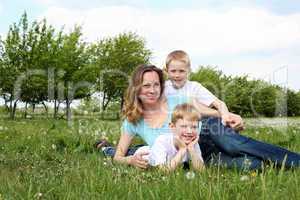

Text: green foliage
xmin=287 ymin=89 xmax=300 ymax=117
xmin=191 ymin=66 xmax=299 ymax=117
xmin=89 ymin=32 xmax=151 ymax=111
xmin=0 ymin=12 xmax=91 ymax=120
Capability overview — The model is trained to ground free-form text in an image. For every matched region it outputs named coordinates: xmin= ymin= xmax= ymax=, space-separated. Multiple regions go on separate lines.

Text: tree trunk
xmin=24 ymin=102 xmax=28 ymax=118
xmin=32 ymin=103 xmax=35 ymax=113
xmin=54 ymin=99 xmax=57 ymax=118
xmin=10 ymin=100 xmax=18 ymax=119
xmin=42 ymin=101 xmax=48 ymax=115
xmin=4 ymin=95 xmax=9 ymax=111
xmin=66 ymin=98 xmax=72 ymax=125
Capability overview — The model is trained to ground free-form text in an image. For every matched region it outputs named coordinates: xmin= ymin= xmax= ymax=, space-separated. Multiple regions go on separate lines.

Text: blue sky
xmin=1 ymin=0 xmax=300 ymax=90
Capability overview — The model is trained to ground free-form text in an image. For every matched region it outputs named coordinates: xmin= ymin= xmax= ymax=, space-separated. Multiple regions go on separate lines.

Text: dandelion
xmin=185 ymin=171 xmax=195 ymax=180
xmin=83 ymin=110 xmax=88 ymax=115
xmin=243 ymin=158 xmax=252 ymax=168
xmin=103 ymin=161 xmax=107 ymax=166
xmin=51 ymin=144 xmax=57 ymax=150
xmin=250 ymin=172 xmax=257 ymax=178
xmin=255 ymin=131 xmax=259 ymax=135
xmin=240 ymin=175 xmax=249 ymax=181
xmin=35 ymin=192 xmax=43 ymax=198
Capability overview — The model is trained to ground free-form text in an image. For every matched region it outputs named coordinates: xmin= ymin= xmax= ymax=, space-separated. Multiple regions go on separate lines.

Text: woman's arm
xmin=113 ymin=133 xmax=149 ymax=169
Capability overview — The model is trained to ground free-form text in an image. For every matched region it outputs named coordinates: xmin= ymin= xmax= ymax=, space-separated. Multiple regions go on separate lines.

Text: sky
xmin=1 ymin=0 xmax=300 ymax=90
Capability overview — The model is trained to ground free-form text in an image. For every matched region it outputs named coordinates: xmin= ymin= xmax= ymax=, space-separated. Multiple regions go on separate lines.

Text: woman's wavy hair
xmin=123 ymin=64 xmax=165 ymax=123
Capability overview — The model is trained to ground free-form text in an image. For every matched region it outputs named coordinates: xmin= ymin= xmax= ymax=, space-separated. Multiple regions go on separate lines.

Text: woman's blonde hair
xmin=123 ymin=64 xmax=165 ymax=123
xmin=165 ymin=50 xmax=191 ymax=70
xmin=171 ymin=103 xmax=201 ymax=124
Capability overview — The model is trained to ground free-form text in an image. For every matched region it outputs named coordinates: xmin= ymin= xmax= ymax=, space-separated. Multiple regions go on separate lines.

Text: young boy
xmin=134 ymin=103 xmax=205 ymax=171
xmin=164 ymin=50 xmax=243 ymax=129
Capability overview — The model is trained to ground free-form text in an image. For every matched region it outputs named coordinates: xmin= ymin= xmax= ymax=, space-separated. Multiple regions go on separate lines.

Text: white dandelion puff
xmin=185 ymin=171 xmax=195 ymax=180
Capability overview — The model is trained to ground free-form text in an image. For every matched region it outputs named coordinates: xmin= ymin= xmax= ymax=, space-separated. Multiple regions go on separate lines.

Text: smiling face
xmin=167 ymin=60 xmax=189 ymax=89
xmin=138 ymin=71 xmax=161 ymax=106
xmin=171 ymin=118 xmax=199 ymax=145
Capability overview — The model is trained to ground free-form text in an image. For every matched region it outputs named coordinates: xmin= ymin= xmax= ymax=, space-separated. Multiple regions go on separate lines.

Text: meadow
xmin=0 ymin=117 xmax=300 ymax=200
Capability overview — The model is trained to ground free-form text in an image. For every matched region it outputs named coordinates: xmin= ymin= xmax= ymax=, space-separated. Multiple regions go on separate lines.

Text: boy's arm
xmin=211 ymin=99 xmax=245 ymax=131
xmin=187 ymin=136 xmax=205 ymax=171
xmin=191 ymin=98 xmax=220 ymax=117
xmin=211 ymin=99 xmax=230 ymax=119
xmin=165 ymin=148 xmax=187 ymax=171
xmin=188 ymin=146 xmax=205 ymax=171
xmin=156 ymin=136 xmax=187 ymax=172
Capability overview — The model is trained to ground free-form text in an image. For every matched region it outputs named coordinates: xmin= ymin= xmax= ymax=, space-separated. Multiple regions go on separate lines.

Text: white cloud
xmin=38 ymin=5 xmax=300 ymax=90
xmin=32 ymin=0 xmax=58 ymax=6
xmin=0 ymin=2 xmax=3 ymax=14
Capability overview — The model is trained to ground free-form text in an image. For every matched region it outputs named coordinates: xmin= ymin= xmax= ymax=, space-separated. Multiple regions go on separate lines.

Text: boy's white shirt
xmin=135 ymin=134 xmax=203 ymax=166
xmin=164 ymin=80 xmax=216 ymax=107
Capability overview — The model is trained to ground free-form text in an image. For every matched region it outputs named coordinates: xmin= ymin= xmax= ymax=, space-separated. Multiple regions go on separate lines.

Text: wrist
xmin=178 ymin=147 xmax=187 ymax=153
xmin=126 ymin=156 xmax=133 ymax=165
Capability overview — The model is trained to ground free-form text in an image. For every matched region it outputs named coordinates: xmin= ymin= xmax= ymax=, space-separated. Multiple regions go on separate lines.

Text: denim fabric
xmin=200 ymin=117 xmax=300 ymax=169
xmin=101 ymin=117 xmax=300 ymax=170
xmin=102 ymin=144 xmax=144 ymax=157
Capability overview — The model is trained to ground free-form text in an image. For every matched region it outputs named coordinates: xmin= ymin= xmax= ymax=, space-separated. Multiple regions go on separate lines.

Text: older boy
xmin=164 ymin=50 xmax=244 ymax=130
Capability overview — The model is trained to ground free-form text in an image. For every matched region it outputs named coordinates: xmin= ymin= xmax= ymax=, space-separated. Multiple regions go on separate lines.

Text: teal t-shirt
xmin=122 ymin=96 xmax=200 ymax=146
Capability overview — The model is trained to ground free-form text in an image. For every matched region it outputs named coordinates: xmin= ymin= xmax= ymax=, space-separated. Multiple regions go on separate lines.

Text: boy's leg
xmin=208 ymin=152 xmax=263 ymax=171
xmin=199 ymin=134 xmax=263 ymax=170
xmin=201 ymin=117 xmax=300 ymax=168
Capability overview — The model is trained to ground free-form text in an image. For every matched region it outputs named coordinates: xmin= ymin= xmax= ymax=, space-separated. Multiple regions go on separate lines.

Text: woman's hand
xmin=128 ymin=152 xmax=149 ymax=169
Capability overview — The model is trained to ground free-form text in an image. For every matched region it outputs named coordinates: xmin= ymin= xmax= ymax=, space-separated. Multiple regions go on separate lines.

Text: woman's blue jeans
xmin=102 ymin=117 xmax=300 ymax=170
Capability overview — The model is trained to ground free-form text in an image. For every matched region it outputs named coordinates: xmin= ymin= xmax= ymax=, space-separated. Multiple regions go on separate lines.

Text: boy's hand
xmin=227 ymin=113 xmax=245 ymax=131
xmin=174 ymin=136 xmax=187 ymax=150
xmin=187 ymin=134 xmax=199 ymax=151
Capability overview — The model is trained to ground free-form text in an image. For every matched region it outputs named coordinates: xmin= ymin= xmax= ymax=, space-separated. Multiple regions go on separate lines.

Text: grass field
xmin=0 ymin=117 xmax=300 ymax=199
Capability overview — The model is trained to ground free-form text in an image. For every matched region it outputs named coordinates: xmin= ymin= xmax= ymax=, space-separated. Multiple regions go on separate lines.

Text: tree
xmin=54 ymin=26 xmax=91 ymax=122
xmin=287 ymin=89 xmax=300 ymax=116
xmin=90 ymin=32 xmax=151 ymax=111
xmin=0 ymin=12 xmax=29 ymax=118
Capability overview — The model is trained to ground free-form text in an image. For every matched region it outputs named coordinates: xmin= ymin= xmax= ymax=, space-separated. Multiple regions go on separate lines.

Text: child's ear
xmin=169 ymin=122 xmax=175 ymax=128
xmin=163 ymin=65 xmax=169 ymax=79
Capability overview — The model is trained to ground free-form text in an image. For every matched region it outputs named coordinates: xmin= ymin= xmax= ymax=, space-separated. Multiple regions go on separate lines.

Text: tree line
xmin=1 ymin=12 xmax=299 ymax=120
xmin=190 ymin=67 xmax=300 ymax=117
xmin=0 ymin=13 xmax=151 ymax=120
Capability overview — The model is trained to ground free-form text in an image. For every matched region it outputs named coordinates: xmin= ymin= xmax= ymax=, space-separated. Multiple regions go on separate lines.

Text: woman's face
xmin=138 ymin=71 xmax=161 ymax=106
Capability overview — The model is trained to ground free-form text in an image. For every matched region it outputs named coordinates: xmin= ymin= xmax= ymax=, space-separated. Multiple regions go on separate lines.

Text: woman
xmin=102 ymin=64 xmax=300 ymax=170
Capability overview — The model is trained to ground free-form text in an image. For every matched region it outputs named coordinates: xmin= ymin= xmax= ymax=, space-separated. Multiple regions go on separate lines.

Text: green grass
xmin=0 ymin=118 xmax=300 ymax=200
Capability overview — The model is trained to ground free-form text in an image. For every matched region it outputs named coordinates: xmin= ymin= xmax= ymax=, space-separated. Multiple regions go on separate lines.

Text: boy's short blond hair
xmin=171 ymin=103 xmax=200 ymax=124
xmin=165 ymin=50 xmax=191 ymax=69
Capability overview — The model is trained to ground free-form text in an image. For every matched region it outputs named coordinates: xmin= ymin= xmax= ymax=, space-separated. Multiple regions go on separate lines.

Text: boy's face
xmin=170 ymin=118 xmax=198 ymax=145
xmin=167 ymin=60 xmax=189 ymax=89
